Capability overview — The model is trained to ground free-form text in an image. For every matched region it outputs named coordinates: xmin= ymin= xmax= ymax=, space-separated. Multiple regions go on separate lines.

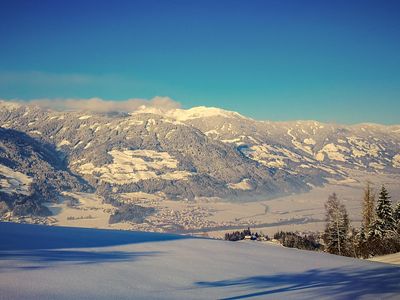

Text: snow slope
xmin=0 ymin=165 xmax=32 ymax=195
xmin=369 ymin=252 xmax=400 ymax=265
xmin=0 ymin=222 xmax=399 ymax=300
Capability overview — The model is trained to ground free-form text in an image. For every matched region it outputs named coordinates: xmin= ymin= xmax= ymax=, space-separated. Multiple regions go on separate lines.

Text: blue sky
xmin=0 ymin=0 xmax=399 ymax=124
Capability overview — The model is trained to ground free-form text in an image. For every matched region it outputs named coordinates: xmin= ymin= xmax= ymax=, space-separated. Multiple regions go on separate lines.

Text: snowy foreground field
xmin=1 ymin=222 xmax=399 ymax=300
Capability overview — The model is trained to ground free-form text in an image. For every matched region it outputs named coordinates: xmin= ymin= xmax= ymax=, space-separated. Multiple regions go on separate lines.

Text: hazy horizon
xmin=1 ymin=97 xmax=400 ymax=126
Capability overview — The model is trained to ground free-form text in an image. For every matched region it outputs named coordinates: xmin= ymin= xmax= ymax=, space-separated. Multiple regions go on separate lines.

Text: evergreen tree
xmin=356 ymin=225 xmax=369 ymax=258
xmin=368 ymin=185 xmax=395 ymax=239
xmin=394 ymin=202 xmax=400 ymax=224
xmin=358 ymin=225 xmax=366 ymax=243
xmin=323 ymin=193 xmax=350 ymax=256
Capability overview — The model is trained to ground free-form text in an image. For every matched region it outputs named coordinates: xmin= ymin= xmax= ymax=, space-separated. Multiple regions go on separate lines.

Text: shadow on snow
xmin=196 ymin=266 xmax=400 ymax=299
xmin=0 ymin=222 xmax=192 ymax=251
xmin=0 ymin=249 xmax=159 ymax=271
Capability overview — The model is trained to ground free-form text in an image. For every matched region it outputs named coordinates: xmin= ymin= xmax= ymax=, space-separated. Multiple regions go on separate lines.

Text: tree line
xmin=224 ymin=227 xmax=323 ymax=252
xmin=273 ymin=231 xmax=322 ymax=251
xmin=224 ymin=227 xmax=267 ymax=241
xmin=323 ymin=184 xmax=400 ymax=258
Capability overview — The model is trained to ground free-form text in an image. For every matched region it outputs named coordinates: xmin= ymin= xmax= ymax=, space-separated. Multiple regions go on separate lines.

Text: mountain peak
xmin=165 ymin=106 xmax=247 ymax=121
xmin=131 ymin=105 xmax=248 ymax=121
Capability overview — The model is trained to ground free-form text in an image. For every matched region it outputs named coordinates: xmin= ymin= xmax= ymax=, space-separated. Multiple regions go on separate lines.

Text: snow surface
xmin=287 ymin=129 xmax=313 ymax=155
xmin=83 ymin=142 xmax=92 ymax=149
xmin=318 ymin=144 xmax=347 ymax=162
xmin=0 ymin=222 xmax=399 ymax=300
xmin=57 ymin=139 xmax=71 ymax=147
xmin=242 ymin=144 xmax=304 ymax=168
xmin=78 ymin=115 xmax=92 ymax=120
xmin=393 ymin=154 xmax=400 ymax=168
xmin=44 ymin=192 xmax=131 ymax=230
xmin=369 ymin=252 xmax=400 ymax=265
xmin=303 ymin=138 xmax=316 ymax=145
xmin=78 ymin=149 xmax=192 ymax=184
xmin=0 ymin=165 xmax=32 ymax=195
xmin=130 ymin=105 xmax=247 ymax=121
xmin=227 ymin=178 xmax=253 ymax=190
xmin=29 ymin=130 xmax=42 ymax=135
xmin=73 ymin=141 xmax=83 ymax=149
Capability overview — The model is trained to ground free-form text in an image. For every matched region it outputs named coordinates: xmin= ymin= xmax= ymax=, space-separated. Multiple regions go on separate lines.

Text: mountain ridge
xmin=0 ymin=100 xmax=399 ymax=219
xmin=3 ymin=100 xmax=399 ymax=126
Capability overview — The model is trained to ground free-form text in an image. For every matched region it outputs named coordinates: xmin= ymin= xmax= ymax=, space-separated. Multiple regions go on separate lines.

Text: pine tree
xmin=348 ymin=227 xmax=359 ymax=258
xmin=368 ymin=185 xmax=395 ymax=239
xmin=362 ymin=182 xmax=375 ymax=230
xmin=356 ymin=225 xmax=369 ymax=258
xmin=358 ymin=225 xmax=366 ymax=243
xmin=323 ymin=193 xmax=350 ymax=256
xmin=394 ymin=202 xmax=400 ymax=224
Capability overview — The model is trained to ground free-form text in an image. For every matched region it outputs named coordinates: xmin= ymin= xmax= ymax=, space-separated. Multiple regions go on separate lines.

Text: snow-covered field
xmin=0 ymin=222 xmax=399 ymax=300
xmin=44 ymin=192 xmax=132 ymax=230
xmin=78 ymin=149 xmax=192 ymax=184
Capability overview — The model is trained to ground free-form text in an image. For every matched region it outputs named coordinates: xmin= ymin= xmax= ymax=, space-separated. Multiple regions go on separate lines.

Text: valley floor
xmin=33 ymin=171 xmax=400 ymax=239
xmin=0 ymin=222 xmax=399 ymax=300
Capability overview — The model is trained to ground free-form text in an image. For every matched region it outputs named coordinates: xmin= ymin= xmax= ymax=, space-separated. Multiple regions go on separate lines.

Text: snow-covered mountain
xmin=1 ymin=100 xmax=399 ymax=217
xmin=132 ymin=104 xmax=400 ymax=176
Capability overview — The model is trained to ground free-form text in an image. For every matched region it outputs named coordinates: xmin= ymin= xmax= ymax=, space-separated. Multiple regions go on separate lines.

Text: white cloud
xmin=0 ymin=71 xmax=180 ymax=113
xmin=1 ymin=96 xmax=181 ymax=113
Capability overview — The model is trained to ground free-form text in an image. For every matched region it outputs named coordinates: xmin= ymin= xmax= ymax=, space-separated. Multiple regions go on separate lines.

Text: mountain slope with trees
xmin=1 ymin=101 xmax=400 ymax=219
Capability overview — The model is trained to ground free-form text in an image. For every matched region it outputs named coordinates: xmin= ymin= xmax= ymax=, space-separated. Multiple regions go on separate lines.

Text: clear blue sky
xmin=0 ymin=0 xmax=399 ymax=124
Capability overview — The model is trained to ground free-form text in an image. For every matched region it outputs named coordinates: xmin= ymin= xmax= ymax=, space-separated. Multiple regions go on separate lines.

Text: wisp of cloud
xmin=2 ymin=96 xmax=181 ymax=113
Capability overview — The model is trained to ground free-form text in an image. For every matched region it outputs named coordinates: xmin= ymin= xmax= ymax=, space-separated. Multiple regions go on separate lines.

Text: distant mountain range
xmin=1 ymin=100 xmax=399 ymax=217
